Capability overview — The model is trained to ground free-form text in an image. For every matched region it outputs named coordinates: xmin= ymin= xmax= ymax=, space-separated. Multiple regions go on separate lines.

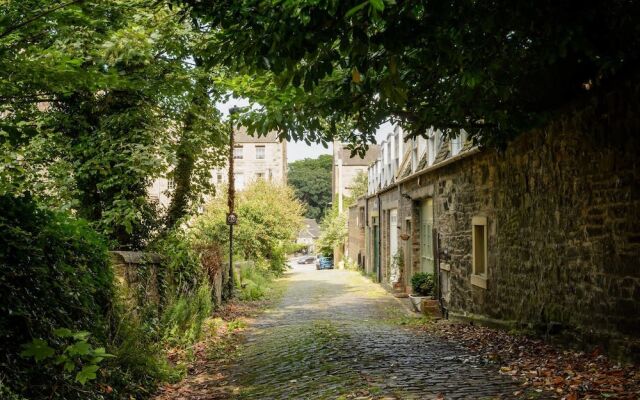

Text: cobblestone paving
xmin=226 ymin=264 xmax=522 ymax=399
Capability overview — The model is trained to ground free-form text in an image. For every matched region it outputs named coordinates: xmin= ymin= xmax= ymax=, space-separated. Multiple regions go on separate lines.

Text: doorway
xmin=372 ymin=217 xmax=380 ymax=280
xmin=420 ymin=199 xmax=434 ymax=273
xmin=389 ymin=209 xmax=399 ymax=284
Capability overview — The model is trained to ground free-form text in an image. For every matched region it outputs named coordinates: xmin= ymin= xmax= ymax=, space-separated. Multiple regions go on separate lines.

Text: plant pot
xmin=420 ymin=298 xmax=441 ymax=317
xmin=400 ymin=233 xmax=410 ymax=241
xmin=408 ymin=294 xmax=433 ymax=312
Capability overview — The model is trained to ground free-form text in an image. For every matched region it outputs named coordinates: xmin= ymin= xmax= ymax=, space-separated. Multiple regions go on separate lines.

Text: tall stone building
xmin=149 ymin=127 xmax=287 ymax=208
xmin=332 ymin=141 xmax=379 ymax=211
xmin=348 ymin=90 xmax=640 ymax=358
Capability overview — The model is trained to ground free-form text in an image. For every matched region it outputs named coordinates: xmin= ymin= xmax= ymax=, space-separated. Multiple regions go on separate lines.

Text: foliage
xmin=187 ymin=0 xmax=640 ymax=149
xmin=161 ymin=283 xmax=213 ymax=347
xmin=316 ymin=205 xmax=347 ymax=256
xmin=0 ymin=194 xmax=174 ymax=398
xmin=0 ymin=0 xmax=228 ymax=248
xmin=0 ymin=193 xmax=114 ymax=397
xmin=347 ymin=171 xmax=368 ymax=202
xmin=193 ymin=180 xmax=305 ymax=275
xmin=287 ymin=155 xmax=332 ymax=221
xmin=20 ymin=329 xmax=113 ymax=385
xmin=238 ymin=263 xmax=275 ymax=301
xmin=411 ymin=272 xmax=435 ymax=297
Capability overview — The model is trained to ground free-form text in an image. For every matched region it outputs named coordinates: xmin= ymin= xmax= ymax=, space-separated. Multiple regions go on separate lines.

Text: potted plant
xmin=409 ymin=272 xmax=435 ymax=312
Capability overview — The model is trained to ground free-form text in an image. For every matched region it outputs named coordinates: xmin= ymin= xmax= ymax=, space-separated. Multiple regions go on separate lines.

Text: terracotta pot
xmin=400 ymin=233 xmax=410 ymax=241
xmin=420 ymin=298 xmax=441 ymax=317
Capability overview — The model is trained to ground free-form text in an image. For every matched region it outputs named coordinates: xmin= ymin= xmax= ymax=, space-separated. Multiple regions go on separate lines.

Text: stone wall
xmin=347 ymin=199 xmax=367 ymax=268
xmin=397 ymin=88 xmax=640 ymax=356
xmin=110 ymin=251 xmax=164 ymax=312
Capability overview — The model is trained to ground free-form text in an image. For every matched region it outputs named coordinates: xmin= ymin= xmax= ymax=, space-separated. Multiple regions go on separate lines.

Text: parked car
xmin=316 ymin=256 xmax=334 ymax=270
xmin=299 ymin=255 xmax=316 ymax=264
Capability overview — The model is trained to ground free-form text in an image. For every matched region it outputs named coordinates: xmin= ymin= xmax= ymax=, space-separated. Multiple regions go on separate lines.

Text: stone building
xmin=149 ymin=127 xmax=287 ymax=207
xmin=351 ymin=91 xmax=640 ymax=357
xmin=297 ymin=218 xmax=320 ymax=254
xmin=332 ymin=141 xmax=380 ymax=211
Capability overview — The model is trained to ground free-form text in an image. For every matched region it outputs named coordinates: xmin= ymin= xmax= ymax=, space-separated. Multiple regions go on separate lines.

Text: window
xmin=255 ymin=145 xmax=265 ymax=159
xmin=450 ymin=130 xmax=467 ymax=157
xmin=427 ymin=131 xmax=438 ymax=166
xmin=233 ymin=145 xmax=243 ymax=159
xmin=256 ymin=172 xmax=265 ymax=180
xmin=167 ymin=179 xmax=175 ymax=190
xmin=217 ymin=173 xmax=223 ymax=184
xmin=471 ymin=216 xmax=488 ymax=289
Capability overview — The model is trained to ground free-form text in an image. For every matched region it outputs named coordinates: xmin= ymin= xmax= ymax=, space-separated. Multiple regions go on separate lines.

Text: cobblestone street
xmin=217 ymin=262 xmax=520 ymax=399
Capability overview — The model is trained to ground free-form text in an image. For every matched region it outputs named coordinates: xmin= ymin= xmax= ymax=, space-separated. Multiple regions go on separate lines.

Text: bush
xmin=411 ymin=272 xmax=435 ymax=297
xmin=238 ymin=263 xmax=274 ymax=301
xmin=193 ymin=181 xmax=304 ymax=276
xmin=0 ymin=194 xmax=114 ymax=398
xmin=0 ymin=194 xmax=172 ymax=399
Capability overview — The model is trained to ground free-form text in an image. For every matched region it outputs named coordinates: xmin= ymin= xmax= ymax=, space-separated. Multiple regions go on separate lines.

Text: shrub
xmin=0 ymin=194 xmax=114 ymax=398
xmin=238 ymin=263 xmax=274 ymax=301
xmin=0 ymin=194 xmax=172 ymax=399
xmin=411 ymin=272 xmax=435 ymax=297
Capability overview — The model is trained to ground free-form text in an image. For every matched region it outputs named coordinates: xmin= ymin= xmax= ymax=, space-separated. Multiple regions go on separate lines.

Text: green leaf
xmin=66 ymin=341 xmax=91 ymax=356
xmin=369 ymin=0 xmax=385 ymax=12
xmin=20 ymin=339 xmax=55 ymax=362
xmin=53 ymin=328 xmax=73 ymax=338
xmin=75 ymin=365 xmax=99 ymax=385
xmin=345 ymin=1 xmax=369 ymax=18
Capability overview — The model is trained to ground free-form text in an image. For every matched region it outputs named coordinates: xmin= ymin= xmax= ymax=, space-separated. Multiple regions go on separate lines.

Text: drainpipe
xmin=436 ymin=232 xmax=449 ymax=319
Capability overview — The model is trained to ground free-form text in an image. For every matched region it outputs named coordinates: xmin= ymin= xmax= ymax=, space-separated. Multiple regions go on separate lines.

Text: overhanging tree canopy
xmin=186 ymin=0 xmax=640 ymax=148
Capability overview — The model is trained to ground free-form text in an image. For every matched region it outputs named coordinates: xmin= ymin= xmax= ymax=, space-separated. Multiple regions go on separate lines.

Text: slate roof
xmin=339 ymin=145 xmax=380 ymax=166
xmin=234 ymin=127 xmax=281 ymax=143
xmin=299 ymin=218 xmax=321 ymax=239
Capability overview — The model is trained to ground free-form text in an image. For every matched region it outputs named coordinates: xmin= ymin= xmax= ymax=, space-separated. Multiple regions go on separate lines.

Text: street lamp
xmin=226 ymin=106 xmax=241 ymax=297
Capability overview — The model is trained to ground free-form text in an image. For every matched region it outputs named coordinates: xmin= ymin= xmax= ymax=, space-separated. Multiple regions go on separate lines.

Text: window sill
xmin=471 ymin=274 xmax=487 ymax=289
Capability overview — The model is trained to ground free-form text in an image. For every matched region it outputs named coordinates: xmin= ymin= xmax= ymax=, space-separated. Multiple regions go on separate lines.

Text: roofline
xmin=364 ymin=147 xmax=481 ymax=200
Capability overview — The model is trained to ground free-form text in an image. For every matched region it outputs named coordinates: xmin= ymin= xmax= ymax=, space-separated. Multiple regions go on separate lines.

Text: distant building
xmin=149 ymin=127 xmax=287 ymax=208
xmin=297 ymin=218 xmax=321 ymax=254
xmin=212 ymin=128 xmax=287 ymax=191
xmin=332 ymin=141 xmax=380 ymax=212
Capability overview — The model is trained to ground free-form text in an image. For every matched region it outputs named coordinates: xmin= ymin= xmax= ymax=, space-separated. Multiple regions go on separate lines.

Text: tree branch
xmin=0 ymin=0 xmax=84 ymax=39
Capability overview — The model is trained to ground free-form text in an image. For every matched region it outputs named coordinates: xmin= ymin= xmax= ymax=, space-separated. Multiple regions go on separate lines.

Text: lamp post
xmin=226 ymin=106 xmax=240 ymax=298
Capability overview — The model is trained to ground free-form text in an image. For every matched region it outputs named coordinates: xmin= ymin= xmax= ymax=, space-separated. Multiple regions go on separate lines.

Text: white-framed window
xmin=427 ymin=131 xmax=438 ymax=166
xmin=255 ymin=145 xmax=265 ymax=160
xmin=167 ymin=179 xmax=175 ymax=190
xmin=450 ymin=130 xmax=467 ymax=157
xmin=411 ymin=137 xmax=419 ymax=172
xmin=471 ymin=216 xmax=488 ymax=289
xmin=216 ymin=173 xmax=223 ymax=184
xmin=233 ymin=145 xmax=243 ymax=159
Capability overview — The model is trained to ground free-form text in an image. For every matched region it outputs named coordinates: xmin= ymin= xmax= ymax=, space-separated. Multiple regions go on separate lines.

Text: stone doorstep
xmin=379 ymin=281 xmax=419 ymax=317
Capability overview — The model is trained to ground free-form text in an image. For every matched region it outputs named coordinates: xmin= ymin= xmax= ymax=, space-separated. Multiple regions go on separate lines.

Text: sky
xmin=217 ymin=97 xmax=392 ymax=162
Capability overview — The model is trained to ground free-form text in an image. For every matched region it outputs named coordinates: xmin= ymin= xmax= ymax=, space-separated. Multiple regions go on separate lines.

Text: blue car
xmin=316 ymin=256 xmax=334 ymax=270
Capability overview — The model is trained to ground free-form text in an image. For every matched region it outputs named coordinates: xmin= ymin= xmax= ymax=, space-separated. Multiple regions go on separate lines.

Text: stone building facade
xmin=353 ymin=90 xmax=640 ymax=357
xmin=149 ymin=128 xmax=287 ymax=208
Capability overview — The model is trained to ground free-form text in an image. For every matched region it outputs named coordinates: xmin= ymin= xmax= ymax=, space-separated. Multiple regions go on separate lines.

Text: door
xmin=373 ymin=217 xmax=380 ymax=278
xmin=420 ymin=199 xmax=434 ymax=273
xmin=389 ymin=209 xmax=399 ymax=283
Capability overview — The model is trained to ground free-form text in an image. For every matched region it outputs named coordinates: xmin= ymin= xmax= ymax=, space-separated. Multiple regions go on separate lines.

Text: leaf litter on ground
xmin=417 ymin=321 xmax=639 ymax=399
